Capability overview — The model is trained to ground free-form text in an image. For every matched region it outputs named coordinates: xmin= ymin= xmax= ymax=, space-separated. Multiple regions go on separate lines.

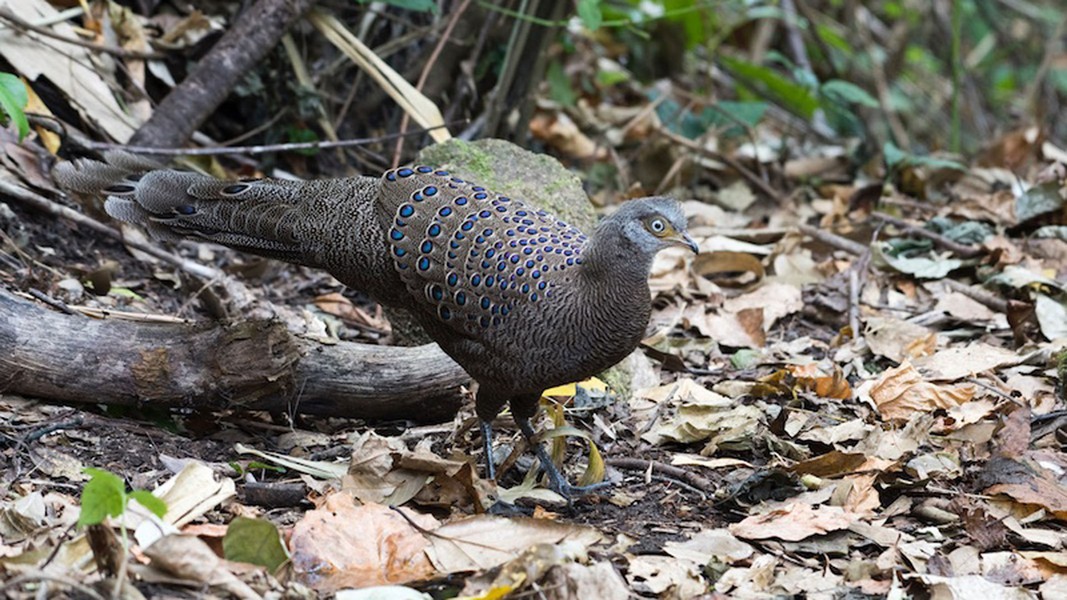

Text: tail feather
xmin=53 ymin=153 xmax=402 ymax=302
xmin=52 ymin=153 xmax=155 ymax=195
xmin=55 ymin=154 xmax=308 ymax=259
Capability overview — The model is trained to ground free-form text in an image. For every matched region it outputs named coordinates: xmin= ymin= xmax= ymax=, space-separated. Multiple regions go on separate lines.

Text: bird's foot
xmin=530 ymin=433 xmax=611 ymax=504
xmin=546 ymin=474 xmax=613 ymax=500
xmin=485 ymin=414 xmax=611 ymax=506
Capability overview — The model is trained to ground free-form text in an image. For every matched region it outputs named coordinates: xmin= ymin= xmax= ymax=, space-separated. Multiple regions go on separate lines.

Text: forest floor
xmin=2 ymin=2 xmax=1067 ymax=599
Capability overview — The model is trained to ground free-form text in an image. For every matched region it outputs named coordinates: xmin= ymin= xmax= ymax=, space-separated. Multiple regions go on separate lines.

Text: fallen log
xmin=0 ymin=288 xmax=468 ymax=422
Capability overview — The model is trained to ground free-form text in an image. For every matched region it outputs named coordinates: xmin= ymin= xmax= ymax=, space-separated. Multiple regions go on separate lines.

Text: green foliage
xmin=547 ymin=61 xmax=577 ymax=107
xmin=883 ymin=142 xmax=966 ymax=173
xmin=230 ymin=460 xmax=286 ymax=477
xmin=1051 ymin=68 xmax=1067 ymax=94
xmin=223 ymin=517 xmax=290 ymax=572
xmin=705 ymin=101 xmax=768 ymax=132
xmin=530 ymin=0 xmax=1064 ymax=151
xmin=820 ymin=80 xmax=879 ymax=109
xmin=731 ymin=349 xmax=761 ymax=369
xmin=78 ymin=468 xmax=125 ymax=526
xmin=654 ymin=91 xmax=768 ymax=140
xmin=0 ymin=72 xmax=29 ymax=141
xmin=596 ymin=69 xmax=630 ymax=88
xmin=78 ymin=468 xmax=167 ymax=527
xmin=577 ymin=0 xmax=602 ymax=30
xmin=817 ymin=79 xmax=879 ymax=135
xmin=720 ymin=55 xmax=819 ymax=119
xmin=661 ymin=0 xmax=709 ymax=49
xmin=286 ymin=126 xmax=320 ymax=156
xmin=587 ymin=0 xmax=1063 ymax=152
xmin=359 ymin=0 xmax=437 ymax=12
xmin=128 ymin=491 xmax=167 ymax=517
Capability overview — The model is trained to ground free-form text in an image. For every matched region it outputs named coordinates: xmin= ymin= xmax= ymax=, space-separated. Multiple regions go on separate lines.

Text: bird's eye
xmin=648 ymin=218 xmax=667 ymax=234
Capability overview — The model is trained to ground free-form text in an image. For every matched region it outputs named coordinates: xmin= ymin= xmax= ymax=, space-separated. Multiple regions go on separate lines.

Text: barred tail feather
xmin=55 ymin=153 xmax=307 ymax=260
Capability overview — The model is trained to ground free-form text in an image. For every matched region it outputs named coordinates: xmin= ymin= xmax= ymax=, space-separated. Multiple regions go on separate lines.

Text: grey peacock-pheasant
xmin=54 ymin=152 xmax=698 ymax=499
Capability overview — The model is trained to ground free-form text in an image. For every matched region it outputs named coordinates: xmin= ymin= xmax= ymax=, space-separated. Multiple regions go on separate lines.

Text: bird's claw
xmin=549 ymin=478 xmax=612 ymax=501
xmin=534 ymin=444 xmax=611 ymax=504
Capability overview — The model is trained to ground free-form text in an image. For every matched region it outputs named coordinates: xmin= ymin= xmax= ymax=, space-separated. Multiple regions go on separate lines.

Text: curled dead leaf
xmin=692 ymin=251 xmax=765 ymax=289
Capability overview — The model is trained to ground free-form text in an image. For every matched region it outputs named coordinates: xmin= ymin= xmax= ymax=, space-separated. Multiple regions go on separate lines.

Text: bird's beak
xmin=672 ymin=232 xmax=699 ymax=254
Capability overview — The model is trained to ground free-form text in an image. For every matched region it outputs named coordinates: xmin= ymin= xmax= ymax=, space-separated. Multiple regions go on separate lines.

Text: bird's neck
xmin=580 ymin=223 xmax=654 ymax=296
xmin=568 ymin=223 xmax=654 ymax=365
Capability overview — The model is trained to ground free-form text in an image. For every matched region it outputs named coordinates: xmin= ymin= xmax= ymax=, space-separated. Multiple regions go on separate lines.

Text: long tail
xmin=54 ymin=152 xmax=406 ymax=302
xmin=55 ymin=152 xmax=366 ymax=264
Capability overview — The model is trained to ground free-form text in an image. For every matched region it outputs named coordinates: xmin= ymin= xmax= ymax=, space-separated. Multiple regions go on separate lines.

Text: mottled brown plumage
xmin=55 ymin=152 xmax=697 ymax=499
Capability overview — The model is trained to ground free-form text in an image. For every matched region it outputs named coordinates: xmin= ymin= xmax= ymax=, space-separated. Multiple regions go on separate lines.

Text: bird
xmin=54 ymin=151 xmax=698 ymax=500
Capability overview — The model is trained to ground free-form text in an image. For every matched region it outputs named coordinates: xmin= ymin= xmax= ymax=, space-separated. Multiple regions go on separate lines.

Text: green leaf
xmin=595 ymin=69 xmax=630 ymax=88
xmin=663 ymin=0 xmax=706 ymax=49
xmin=911 ymin=155 xmax=967 ymax=171
xmin=883 ymin=142 xmax=966 ymax=172
xmin=719 ymin=55 xmax=819 ymax=119
xmin=79 ymin=468 xmax=127 ymax=526
xmin=821 ymin=80 xmax=879 ymax=108
xmin=0 ymin=73 xmax=29 ymax=141
xmin=364 ymin=0 xmax=437 ymax=12
xmin=0 ymin=73 xmax=27 ymax=107
xmin=731 ymin=349 xmax=761 ymax=369
xmin=108 ymin=287 xmax=145 ymax=301
xmin=577 ymin=0 xmax=602 ymax=31
xmin=1050 ymin=67 xmax=1067 ymax=95
xmin=873 ymin=244 xmax=964 ymax=279
xmin=814 ymin=23 xmax=851 ymax=54
xmin=246 ymin=460 xmax=286 ymax=473
xmin=883 ymin=142 xmax=907 ymax=170
xmin=547 ymin=61 xmax=577 ymax=106
xmin=128 ymin=490 xmax=168 ymax=519
xmin=705 ymin=101 xmax=768 ymax=129
xmin=286 ymin=127 xmax=319 ymax=156
xmin=223 ymin=517 xmax=290 ymax=572
xmin=652 ymin=94 xmax=766 ymax=140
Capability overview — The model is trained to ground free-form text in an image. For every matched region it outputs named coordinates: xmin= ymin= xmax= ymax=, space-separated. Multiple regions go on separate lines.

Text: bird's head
xmin=610 ymin=197 xmax=698 ymax=255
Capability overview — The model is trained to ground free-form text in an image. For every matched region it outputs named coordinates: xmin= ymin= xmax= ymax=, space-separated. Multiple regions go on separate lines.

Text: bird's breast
xmin=435 ymin=290 xmax=651 ymax=394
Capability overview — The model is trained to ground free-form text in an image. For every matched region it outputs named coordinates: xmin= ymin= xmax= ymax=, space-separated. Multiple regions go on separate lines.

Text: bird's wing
xmin=378 ymin=166 xmax=589 ymax=335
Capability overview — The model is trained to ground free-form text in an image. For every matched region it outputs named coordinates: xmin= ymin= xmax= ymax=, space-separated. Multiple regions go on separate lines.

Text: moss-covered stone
xmin=417 ymin=139 xmax=596 ymax=230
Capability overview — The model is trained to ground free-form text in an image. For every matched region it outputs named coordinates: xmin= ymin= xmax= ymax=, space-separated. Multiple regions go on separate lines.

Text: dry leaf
xmin=730 ymin=502 xmax=856 ymax=542
xmin=869 ymin=363 xmax=975 ymax=423
xmin=289 ymin=495 xmax=438 ymax=592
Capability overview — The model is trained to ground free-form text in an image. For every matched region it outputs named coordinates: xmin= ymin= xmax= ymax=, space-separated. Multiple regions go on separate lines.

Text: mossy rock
xmin=417 ymin=138 xmax=596 ymax=230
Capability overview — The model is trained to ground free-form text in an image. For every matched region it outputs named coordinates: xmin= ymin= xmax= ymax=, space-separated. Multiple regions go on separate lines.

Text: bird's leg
xmin=514 ymin=408 xmax=612 ymax=502
xmin=480 ymin=419 xmax=496 ymax=481
xmin=475 ymin=387 xmax=509 ymax=482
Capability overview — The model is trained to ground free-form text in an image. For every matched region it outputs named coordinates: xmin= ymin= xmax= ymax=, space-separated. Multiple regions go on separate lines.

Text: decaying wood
xmin=0 ymin=289 xmax=468 ymax=422
xmin=131 ymin=0 xmax=317 ymax=148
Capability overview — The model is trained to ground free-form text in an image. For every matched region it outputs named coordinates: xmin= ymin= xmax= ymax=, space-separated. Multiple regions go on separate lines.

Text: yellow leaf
xmin=24 ymin=81 xmax=60 ymax=154
xmin=578 ymin=440 xmax=605 ymax=486
xmin=542 ymin=377 xmax=607 ymax=398
xmin=460 ymin=575 xmax=526 ymax=600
